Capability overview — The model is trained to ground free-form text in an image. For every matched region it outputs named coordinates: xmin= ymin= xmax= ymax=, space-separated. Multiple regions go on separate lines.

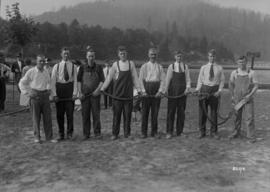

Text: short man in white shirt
xmin=51 ymin=47 xmax=78 ymax=141
xmin=164 ymin=50 xmax=191 ymax=139
xmin=139 ymin=47 xmax=166 ymax=138
xmin=229 ymin=56 xmax=259 ymax=143
xmin=19 ymin=55 xmax=57 ymax=143
xmin=195 ymin=49 xmax=225 ymax=139
xmin=101 ymin=46 xmax=141 ymax=140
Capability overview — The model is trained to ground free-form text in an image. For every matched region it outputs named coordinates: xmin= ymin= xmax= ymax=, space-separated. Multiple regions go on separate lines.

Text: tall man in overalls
xmin=164 ymin=51 xmax=191 ymax=139
xmin=229 ymin=56 xmax=259 ymax=143
xmin=101 ymin=46 xmax=141 ymax=140
xmin=195 ymin=49 xmax=225 ymax=139
xmin=139 ymin=47 xmax=166 ymax=138
xmin=51 ymin=48 xmax=78 ymax=141
xmin=77 ymin=48 xmax=105 ymax=140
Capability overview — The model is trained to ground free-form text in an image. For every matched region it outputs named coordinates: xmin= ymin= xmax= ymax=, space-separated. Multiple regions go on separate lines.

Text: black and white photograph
xmin=0 ymin=0 xmax=270 ymax=191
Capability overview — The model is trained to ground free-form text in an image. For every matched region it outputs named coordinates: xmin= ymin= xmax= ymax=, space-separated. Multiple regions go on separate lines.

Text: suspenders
xmin=172 ymin=63 xmax=186 ymax=72
xmin=116 ymin=60 xmax=131 ymax=72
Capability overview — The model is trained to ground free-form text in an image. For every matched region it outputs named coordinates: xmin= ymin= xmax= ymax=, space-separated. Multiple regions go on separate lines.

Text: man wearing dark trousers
xmin=19 ymin=55 xmax=57 ymax=143
xmin=11 ymin=53 xmax=25 ymax=93
xmin=78 ymin=48 xmax=104 ymax=140
xmin=51 ymin=48 xmax=78 ymax=141
xmin=101 ymin=46 xmax=141 ymax=140
xmin=164 ymin=50 xmax=191 ymax=139
xmin=195 ymin=49 xmax=225 ymax=139
xmin=139 ymin=47 xmax=165 ymax=138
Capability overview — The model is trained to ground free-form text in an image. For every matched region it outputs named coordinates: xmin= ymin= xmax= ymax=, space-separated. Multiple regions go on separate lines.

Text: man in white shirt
xmin=164 ymin=50 xmax=191 ymax=139
xmin=139 ymin=47 xmax=165 ymax=138
xmin=195 ymin=49 xmax=225 ymax=139
xmin=101 ymin=46 xmax=141 ymax=140
xmin=19 ymin=55 xmax=57 ymax=143
xmin=51 ymin=47 xmax=78 ymax=141
xmin=229 ymin=56 xmax=259 ymax=143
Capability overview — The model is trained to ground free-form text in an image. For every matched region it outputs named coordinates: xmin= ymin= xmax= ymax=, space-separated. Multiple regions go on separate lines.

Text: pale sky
xmin=1 ymin=0 xmax=270 ymax=17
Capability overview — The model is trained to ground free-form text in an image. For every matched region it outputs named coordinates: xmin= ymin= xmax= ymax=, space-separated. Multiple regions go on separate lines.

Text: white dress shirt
xmin=51 ymin=60 xmax=78 ymax=96
xmin=196 ymin=62 xmax=225 ymax=92
xmin=19 ymin=67 xmax=51 ymax=95
xmin=139 ymin=61 xmax=166 ymax=93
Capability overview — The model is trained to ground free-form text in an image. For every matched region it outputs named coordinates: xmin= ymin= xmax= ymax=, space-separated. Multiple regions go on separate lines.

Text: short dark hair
xmin=208 ymin=49 xmax=216 ymax=56
xmin=61 ymin=47 xmax=69 ymax=53
xmin=118 ymin=46 xmax=127 ymax=52
xmin=174 ymin=50 xmax=184 ymax=55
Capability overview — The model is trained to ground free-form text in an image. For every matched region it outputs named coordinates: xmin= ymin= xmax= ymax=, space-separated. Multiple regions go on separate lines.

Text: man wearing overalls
xmin=139 ymin=47 xmax=165 ymax=138
xmin=77 ymin=48 xmax=105 ymax=140
xmin=51 ymin=48 xmax=78 ymax=141
xmin=229 ymin=56 xmax=259 ymax=143
xmin=195 ymin=49 xmax=225 ymax=139
xmin=101 ymin=46 xmax=141 ymax=140
xmin=164 ymin=51 xmax=191 ymax=139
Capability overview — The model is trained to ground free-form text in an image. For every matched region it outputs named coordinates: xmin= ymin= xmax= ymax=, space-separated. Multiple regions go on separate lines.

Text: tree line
xmin=0 ymin=3 xmax=234 ymax=62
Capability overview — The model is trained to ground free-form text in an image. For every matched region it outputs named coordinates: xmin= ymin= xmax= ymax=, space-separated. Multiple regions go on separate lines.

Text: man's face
xmin=86 ymin=51 xmax=95 ymax=65
xmin=237 ymin=59 xmax=247 ymax=69
xmin=61 ymin=50 xmax=70 ymax=61
xmin=36 ymin=56 xmax=45 ymax=69
xmin=208 ymin=53 xmax=216 ymax=63
xmin=175 ymin=54 xmax=183 ymax=63
xmin=118 ymin=50 xmax=127 ymax=61
xmin=148 ymin=49 xmax=157 ymax=61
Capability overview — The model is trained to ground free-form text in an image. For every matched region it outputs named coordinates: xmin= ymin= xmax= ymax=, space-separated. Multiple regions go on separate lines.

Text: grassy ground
xmin=1 ymin=85 xmax=270 ymax=192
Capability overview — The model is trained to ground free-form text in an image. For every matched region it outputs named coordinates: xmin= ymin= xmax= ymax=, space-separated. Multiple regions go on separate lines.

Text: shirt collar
xmin=35 ymin=66 xmax=45 ymax=73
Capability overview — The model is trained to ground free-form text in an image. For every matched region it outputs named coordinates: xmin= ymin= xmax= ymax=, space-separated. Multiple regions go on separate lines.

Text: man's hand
xmin=184 ymin=88 xmax=191 ymax=95
xmin=244 ymin=94 xmax=251 ymax=103
xmin=155 ymin=91 xmax=163 ymax=98
xmin=15 ymin=69 xmax=19 ymax=73
xmin=141 ymin=91 xmax=147 ymax=97
xmin=53 ymin=96 xmax=59 ymax=102
xmin=92 ymin=89 xmax=101 ymax=97
xmin=214 ymin=90 xmax=221 ymax=97
xmin=192 ymin=89 xmax=200 ymax=96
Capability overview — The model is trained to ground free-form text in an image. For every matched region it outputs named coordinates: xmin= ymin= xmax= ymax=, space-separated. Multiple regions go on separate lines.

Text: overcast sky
xmin=1 ymin=0 xmax=270 ymax=17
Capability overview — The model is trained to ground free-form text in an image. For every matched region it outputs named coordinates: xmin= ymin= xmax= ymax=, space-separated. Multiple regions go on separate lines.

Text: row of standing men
xmin=18 ymin=46 xmax=259 ymax=143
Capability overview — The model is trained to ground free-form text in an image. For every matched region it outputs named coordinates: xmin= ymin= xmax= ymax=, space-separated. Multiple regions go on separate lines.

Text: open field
xmin=1 ymin=83 xmax=270 ymax=192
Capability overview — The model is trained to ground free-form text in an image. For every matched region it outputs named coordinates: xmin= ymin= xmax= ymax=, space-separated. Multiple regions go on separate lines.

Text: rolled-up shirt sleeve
xmin=158 ymin=65 xmax=166 ymax=93
xmin=72 ymin=65 xmax=78 ymax=96
xmin=185 ymin=64 xmax=191 ymax=88
xmin=19 ymin=70 xmax=32 ymax=95
xmin=196 ymin=66 xmax=204 ymax=91
xmin=50 ymin=64 xmax=58 ymax=97
xmin=164 ymin=64 xmax=173 ymax=93
xmin=139 ymin=64 xmax=147 ymax=93
xmin=101 ymin=63 xmax=116 ymax=91
xmin=218 ymin=67 xmax=225 ymax=92
xmin=130 ymin=61 xmax=141 ymax=92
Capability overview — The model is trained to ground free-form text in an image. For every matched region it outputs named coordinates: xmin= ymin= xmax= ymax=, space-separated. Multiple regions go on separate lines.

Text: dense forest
xmin=35 ymin=0 xmax=270 ymax=60
xmin=0 ymin=17 xmax=233 ymax=61
xmin=1 ymin=0 xmax=270 ymax=61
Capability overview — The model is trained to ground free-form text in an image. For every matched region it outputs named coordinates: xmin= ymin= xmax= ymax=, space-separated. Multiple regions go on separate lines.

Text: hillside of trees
xmin=0 ymin=17 xmax=233 ymax=61
xmin=34 ymin=0 xmax=270 ymax=60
